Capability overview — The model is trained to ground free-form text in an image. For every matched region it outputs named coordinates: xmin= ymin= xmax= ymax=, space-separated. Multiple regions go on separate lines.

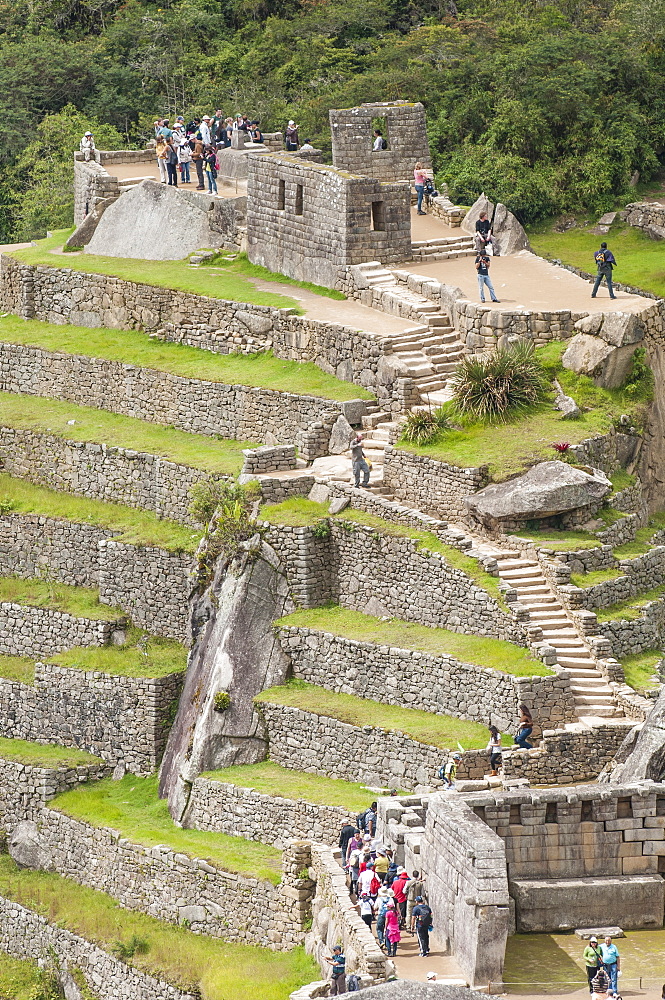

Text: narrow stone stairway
xmin=491 ymin=551 xmax=621 ymax=720
xmin=410 ymin=233 xmax=476 ymax=263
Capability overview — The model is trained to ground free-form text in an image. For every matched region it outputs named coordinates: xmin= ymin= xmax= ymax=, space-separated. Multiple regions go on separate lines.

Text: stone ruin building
xmin=1 ymin=96 xmax=665 ymax=1000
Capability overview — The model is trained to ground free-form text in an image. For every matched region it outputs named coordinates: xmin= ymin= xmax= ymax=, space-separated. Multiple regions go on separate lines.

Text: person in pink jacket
xmin=385 ymin=901 xmax=401 ymax=957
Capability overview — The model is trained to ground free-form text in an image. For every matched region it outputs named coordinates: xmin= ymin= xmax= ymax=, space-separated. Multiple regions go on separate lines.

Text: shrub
xmin=111 ymin=935 xmax=149 ymax=960
xmin=402 ymin=407 xmax=451 ymax=446
xmin=622 ymin=347 xmax=654 ymax=402
xmin=449 ymin=342 xmax=550 ymax=421
xmin=213 ymin=691 xmax=231 ymax=712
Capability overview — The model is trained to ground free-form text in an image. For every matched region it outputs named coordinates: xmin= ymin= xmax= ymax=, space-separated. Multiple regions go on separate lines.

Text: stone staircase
xmin=356 ymin=262 xmax=467 ymax=407
xmin=410 ymin=233 xmax=476 ymax=263
xmin=491 ymin=551 xmax=621 ymax=720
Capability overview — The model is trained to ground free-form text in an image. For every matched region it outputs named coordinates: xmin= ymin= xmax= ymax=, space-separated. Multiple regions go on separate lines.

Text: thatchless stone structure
xmin=246 ymin=152 xmax=411 ymax=287
xmin=329 ymin=101 xmax=432 ymax=181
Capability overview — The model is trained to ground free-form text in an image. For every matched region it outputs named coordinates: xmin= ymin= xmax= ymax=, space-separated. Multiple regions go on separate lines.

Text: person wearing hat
xmin=80 ymin=131 xmax=96 ymax=162
xmin=384 ymin=900 xmax=401 ymax=957
xmin=375 ymin=885 xmax=392 ymax=950
xmin=285 ymin=119 xmax=299 ymax=151
xmin=584 ymin=938 xmax=604 ymax=995
xmin=374 ymin=849 xmax=390 ymax=883
xmin=325 ymin=945 xmax=346 ymax=995
xmin=426 ymin=972 xmax=438 ymax=981
xmin=412 ymin=895 xmax=433 ymax=957
xmin=199 ymin=116 xmax=212 ymax=146
xmin=391 ymin=868 xmax=410 ymax=928
xmin=406 ymin=870 xmax=427 ymax=930
xmin=442 ymin=751 xmax=462 ymax=789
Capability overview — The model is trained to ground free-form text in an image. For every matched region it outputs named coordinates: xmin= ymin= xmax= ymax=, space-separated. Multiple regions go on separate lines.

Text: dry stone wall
xmin=622 ymin=201 xmax=665 ymax=240
xmin=596 ymin=596 xmax=665 ymax=657
xmin=278 ymin=626 xmax=576 ymax=730
xmin=185 ymin=776 xmax=355 ymax=848
xmin=73 ymin=158 xmax=120 ymax=225
xmin=0 ymin=897 xmax=195 ymax=1000
xmin=265 ymin=522 xmax=524 ymax=642
xmin=501 ymin=723 xmax=634 ymax=785
xmin=563 ymin=546 xmax=665 ymax=612
xmin=0 ymin=662 xmax=183 ymax=774
xmin=0 ymin=602 xmax=124 ymax=659
xmin=0 ymin=758 xmax=109 ymax=830
xmin=329 ymin=102 xmax=431 ymax=181
xmin=0 ymin=341 xmax=357 ymax=446
xmin=0 ymin=426 xmax=210 ymax=524
xmin=0 ymin=257 xmax=411 ymax=414
xmin=382 ymin=446 xmax=490 ymax=521
xmin=0 ymin=514 xmax=192 ymax=641
xmin=37 ymin=809 xmax=313 ymax=950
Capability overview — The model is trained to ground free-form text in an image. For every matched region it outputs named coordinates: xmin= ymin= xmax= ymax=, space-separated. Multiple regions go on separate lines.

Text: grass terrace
xmin=0 ymin=391 xmax=252 ymax=475
xmin=396 ymin=340 xmax=651 ymax=480
xmin=203 ymin=250 xmax=347 ymax=300
xmin=0 ymin=949 xmax=61 ymax=1000
xmin=10 ymin=231 xmax=304 ymax=311
xmin=0 ymin=575 xmax=123 ymax=621
xmin=203 ymin=760 xmax=388 ymax=812
xmin=277 ymin=604 xmax=551 ymax=676
xmin=595 ymin=583 xmax=665 ymax=622
xmin=528 ymin=218 xmax=665 ymax=299
xmin=0 ymin=473 xmax=198 ymax=552
xmin=510 ymin=527 xmax=601 ymax=552
xmin=257 ymin=679 xmax=508 ymax=749
xmin=260 ymin=497 xmax=507 ymax=610
xmin=0 ymin=737 xmax=103 ymax=768
xmin=0 ymin=314 xmax=370 ymax=403
xmin=621 ymin=649 xmax=663 ymax=693
xmin=569 ymin=567 xmax=623 ymax=588
xmin=0 ymin=654 xmax=35 ymax=684
xmin=52 ymin=775 xmax=283 ymax=883
xmin=0 ymin=857 xmax=316 ymax=1000
xmin=50 ymin=629 xmax=188 ymax=678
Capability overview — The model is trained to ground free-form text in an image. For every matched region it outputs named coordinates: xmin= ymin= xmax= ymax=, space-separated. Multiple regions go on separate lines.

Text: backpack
xmin=416 ymin=904 xmax=432 ymax=929
xmin=424 ymin=177 xmax=434 ymax=194
xmin=347 ymin=975 xmax=361 ymax=992
xmin=356 ymin=809 xmax=368 ymax=831
xmin=437 ymin=765 xmax=446 ymax=780
xmin=380 ymin=138 xmax=388 ymax=149
xmin=594 ymin=249 xmax=607 ymax=267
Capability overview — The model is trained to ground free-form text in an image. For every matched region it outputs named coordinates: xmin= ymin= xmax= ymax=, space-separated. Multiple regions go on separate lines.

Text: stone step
xmin=513 ymin=584 xmax=550 ymax=595
xmin=538 ymin=621 xmax=576 ymax=631
xmin=570 ymin=677 xmax=612 ymax=689
xmin=519 ymin=597 xmax=560 ymax=607
xmin=361 ymin=412 xmax=391 ymax=428
xmin=526 ymin=607 xmax=565 ymax=619
xmin=573 ymin=693 xmax=616 ymax=706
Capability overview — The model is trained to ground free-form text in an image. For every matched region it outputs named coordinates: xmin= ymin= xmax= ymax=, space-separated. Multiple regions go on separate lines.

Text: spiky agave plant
xmin=449 ymin=342 xmax=550 ymax=421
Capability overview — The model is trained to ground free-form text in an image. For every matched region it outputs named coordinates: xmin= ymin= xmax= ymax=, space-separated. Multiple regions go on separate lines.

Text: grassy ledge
xmin=595 ymin=583 xmax=665 ymax=622
xmin=395 ymin=340 xmax=650 ymax=480
xmin=0 ymin=737 xmax=102 ymax=768
xmin=0 ymin=314 xmax=370 ymax=403
xmin=203 ymin=760 xmax=385 ymax=812
xmin=569 ymin=567 xmax=623 ymax=588
xmin=260 ymin=498 xmax=508 ymax=610
xmin=203 ymin=251 xmax=347 ymax=301
xmin=256 ymin=679 xmax=505 ymax=750
xmin=0 ymin=654 xmax=36 ymax=684
xmin=621 ymin=649 xmax=662 ymax=693
xmin=0 ymin=856 xmax=316 ymax=1000
xmin=52 ymin=775 xmax=282 ymax=884
xmin=277 ymin=604 xmax=550 ymax=676
xmin=0 ymin=948 xmax=59 ymax=1000
xmin=0 ymin=391 xmax=252 ymax=475
xmin=511 ymin=528 xmax=601 ymax=552
xmin=10 ymin=231 xmax=303 ymax=312
xmin=50 ymin=629 xmax=188 ymax=678
xmin=0 ymin=575 xmax=123 ymax=621
xmin=0 ymin=473 xmax=198 ymax=553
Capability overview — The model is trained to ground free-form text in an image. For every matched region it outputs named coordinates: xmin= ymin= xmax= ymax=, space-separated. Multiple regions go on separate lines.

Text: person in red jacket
xmin=391 ymin=869 xmax=410 ymax=928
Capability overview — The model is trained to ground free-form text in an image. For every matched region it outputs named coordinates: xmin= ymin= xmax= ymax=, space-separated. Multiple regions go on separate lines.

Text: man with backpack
xmin=373 ymin=129 xmax=388 ymax=151
xmin=439 ymin=752 xmax=462 ymax=789
xmin=592 ymin=242 xmax=617 ymax=299
xmin=412 ymin=896 xmax=433 ymax=957
xmin=356 ymin=802 xmax=377 ymax=837
xmin=475 ymin=250 xmax=500 ymax=303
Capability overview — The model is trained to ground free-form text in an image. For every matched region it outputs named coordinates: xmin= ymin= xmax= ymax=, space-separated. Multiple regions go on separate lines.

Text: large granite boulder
xmin=603 ymin=686 xmax=665 ymax=783
xmin=8 ymin=820 xmax=52 ymax=870
xmin=462 ymin=193 xmax=493 ymax=236
xmin=351 ymin=982 xmax=495 ymax=999
xmin=462 ymin=194 xmax=530 ymax=254
xmin=65 ymin=194 xmax=118 ymax=248
xmin=562 ymin=312 xmax=645 ymax=389
xmin=465 ymin=460 xmax=611 ymax=524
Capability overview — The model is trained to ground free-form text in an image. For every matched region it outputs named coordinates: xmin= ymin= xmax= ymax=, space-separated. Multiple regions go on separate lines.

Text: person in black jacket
xmin=591 ymin=242 xmax=617 ymax=299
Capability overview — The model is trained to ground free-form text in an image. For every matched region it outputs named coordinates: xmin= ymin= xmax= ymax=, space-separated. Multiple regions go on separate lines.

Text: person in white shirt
xmin=80 ymin=132 xmax=96 ymax=161
xmin=487 ymin=725 xmax=503 ymax=776
xmin=357 ymin=865 xmax=375 ymax=898
xmin=199 ymin=116 xmax=212 ymax=145
xmin=373 ymin=129 xmax=386 ymax=151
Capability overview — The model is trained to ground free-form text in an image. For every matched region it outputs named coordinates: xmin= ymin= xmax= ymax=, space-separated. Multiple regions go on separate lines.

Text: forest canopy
xmin=0 ymin=0 xmax=664 ymax=241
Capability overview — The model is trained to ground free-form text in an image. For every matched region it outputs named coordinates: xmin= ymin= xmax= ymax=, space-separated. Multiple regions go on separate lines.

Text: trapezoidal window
xmin=294 ymin=183 xmax=303 ymax=216
xmin=371 ymin=200 xmax=385 ymax=232
xmin=277 ymin=178 xmax=285 ymax=211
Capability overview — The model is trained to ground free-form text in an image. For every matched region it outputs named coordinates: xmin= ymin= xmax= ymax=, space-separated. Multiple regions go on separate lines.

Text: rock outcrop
xmin=159 ymin=535 xmax=292 ymax=824
xmin=602 ymin=687 xmax=665 ymax=784
xmin=462 ymin=193 xmax=530 ymax=254
xmin=8 ymin=820 xmax=52 ymax=870
xmin=562 ymin=311 xmax=645 ymax=389
xmin=465 ymin=461 xmax=611 ymax=525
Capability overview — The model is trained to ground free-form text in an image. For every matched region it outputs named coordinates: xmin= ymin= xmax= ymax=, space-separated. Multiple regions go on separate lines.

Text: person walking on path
xmin=406 ymin=871 xmax=427 ymax=930
xmin=326 ymin=946 xmax=347 ymax=995
xmin=165 ymin=139 xmax=179 ymax=186
xmin=412 ymin=897 xmax=433 ymax=957
xmin=385 ymin=902 xmax=401 ymax=957
xmin=584 ymin=937 xmax=604 ymax=995
xmin=339 ymin=823 xmax=356 ymax=860
xmin=375 ymin=887 xmax=392 ymax=950
xmin=414 ymin=162 xmax=427 ymax=215
xmin=350 ymin=434 xmax=370 ymax=489
xmin=191 ymin=137 xmax=205 ymax=190
xmin=391 ymin=868 xmax=410 ymax=928
xmin=487 ymin=725 xmax=503 ymax=776
xmin=601 ymin=936 xmax=620 ymax=993
xmin=178 ymin=138 xmax=192 ymax=183
xmin=204 ymin=145 xmax=218 ymax=194
xmin=80 ymin=131 xmax=96 ymax=161
xmin=591 ymin=242 xmax=617 ymax=299
xmin=475 ymin=251 xmax=500 ymax=303
xmin=358 ymin=894 xmax=375 ymax=929
xmin=514 ymin=704 xmax=534 ymax=749
xmin=440 ymin=752 xmax=462 ymax=789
